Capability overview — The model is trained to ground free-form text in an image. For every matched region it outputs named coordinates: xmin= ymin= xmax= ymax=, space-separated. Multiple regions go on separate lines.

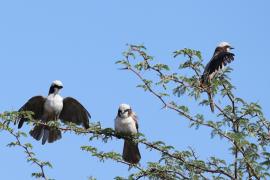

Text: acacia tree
xmin=0 ymin=45 xmax=270 ymax=180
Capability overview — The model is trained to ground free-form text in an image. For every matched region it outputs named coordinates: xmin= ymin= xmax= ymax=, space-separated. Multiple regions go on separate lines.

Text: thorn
xmin=118 ymin=67 xmax=129 ymax=70
xmin=128 ymin=165 xmax=132 ymax=171
xmin=161 ymin=105 xmax=168 ymax=110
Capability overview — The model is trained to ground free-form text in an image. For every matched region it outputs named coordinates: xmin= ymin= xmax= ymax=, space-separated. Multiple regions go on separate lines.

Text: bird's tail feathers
xmin=47 ymin=127 xmax=62 ymax=144
xmin=200 ymin=73 xmax=215 ymax=112
xmin=30 ymin=125 xmax=44 ymax=141
xmin=200 ymin=74 xmax=208 ymax=88
xmin=123 ymin=140 xmax=141 ymax=164
xmin=208 ymin=91 xmax=215 ymax=112
xmin=30 ymin=125 xmax=61 ymax=145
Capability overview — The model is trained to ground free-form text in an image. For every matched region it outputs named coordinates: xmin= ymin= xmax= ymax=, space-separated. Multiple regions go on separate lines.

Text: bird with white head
xmin=115 ymin=103 xmax=141 ymax=164
xmin=200 ymin=42 xmax=235 ymax=112
xmin=218 ymin=41 xmax=234 ymax=52
xmin=17 ymin=80 xmax=91 ymax=144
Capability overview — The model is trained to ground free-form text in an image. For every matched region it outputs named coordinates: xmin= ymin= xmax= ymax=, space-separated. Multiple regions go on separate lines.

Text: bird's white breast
xmin=44 ymin=94 xmax=63 ymax=114
xmin=115 ymin=116 xmax=137 ymax=134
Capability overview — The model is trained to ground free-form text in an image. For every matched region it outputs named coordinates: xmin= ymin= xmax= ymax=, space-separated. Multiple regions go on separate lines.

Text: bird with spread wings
xmin=200 ymin=42 xmax=235 ymax=112
xmin=17 ymin=80 xmax=91 ymax=144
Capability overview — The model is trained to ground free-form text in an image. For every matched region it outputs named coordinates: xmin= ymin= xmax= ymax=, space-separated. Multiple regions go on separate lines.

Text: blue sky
xmin=0 ymin=0 xmax=269 ymax=179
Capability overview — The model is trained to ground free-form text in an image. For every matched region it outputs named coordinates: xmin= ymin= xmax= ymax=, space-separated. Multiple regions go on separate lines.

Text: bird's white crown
xmin=52 ymin=80 xmax=63 ymax=87
xmin=119 ymin=103 xmax=131 ymax=111
xmin=218 ymin=42 xmax=231 ymax=47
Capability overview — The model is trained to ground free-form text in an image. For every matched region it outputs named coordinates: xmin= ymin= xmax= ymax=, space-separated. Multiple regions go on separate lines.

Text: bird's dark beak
xmin=230 ymin=47 xmax=234 ymax=50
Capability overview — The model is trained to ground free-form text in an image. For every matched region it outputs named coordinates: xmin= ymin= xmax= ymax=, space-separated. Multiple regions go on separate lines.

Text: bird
xmin=200 ymin=42 xmax=235 ymax=112
xmin=17 ymin=80 xmax=91 ymax=144
xmin=115 ymin=104 xmax=141 ymax=164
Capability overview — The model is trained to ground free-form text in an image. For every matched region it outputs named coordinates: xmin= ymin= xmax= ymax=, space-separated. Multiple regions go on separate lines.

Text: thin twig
xmin=8 ymin=130 xmax=48 ymax=180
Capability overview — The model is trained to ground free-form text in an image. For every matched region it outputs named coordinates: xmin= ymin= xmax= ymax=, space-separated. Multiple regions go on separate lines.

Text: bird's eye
xmin=54 ymin=85 xmax=63 ymax=89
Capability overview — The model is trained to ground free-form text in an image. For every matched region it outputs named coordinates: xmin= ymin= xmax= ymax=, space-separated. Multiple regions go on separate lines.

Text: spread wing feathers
xmin=59 ymin=97 xmax=90 ymax=129
xmin=205 ymin=51 xmax=235 ymax=76
xmin=17 ymin=96 xmax=46 ymax=128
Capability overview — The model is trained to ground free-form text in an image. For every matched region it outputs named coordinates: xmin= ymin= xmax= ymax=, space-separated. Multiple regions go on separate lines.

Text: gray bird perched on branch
xmin=115 ymin=104 xmax=141 ymax=164
xmin=17 ymin=80 xmax=91 ymax=144
xmin=200 ymin=42 xmax=235 ymax=112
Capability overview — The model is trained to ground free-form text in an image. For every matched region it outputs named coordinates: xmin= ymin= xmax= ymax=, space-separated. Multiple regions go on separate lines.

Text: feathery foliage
xmin=1 ymin=44 xmax=269 ymax=179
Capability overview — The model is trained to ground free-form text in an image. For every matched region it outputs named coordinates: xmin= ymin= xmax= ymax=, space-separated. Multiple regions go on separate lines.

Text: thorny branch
xmin=119 ymin=45 xmax=263 ymax=179
xmin=128 ymin=65 xmax=261 ymax=179
xmin=1 ymin=122 xmax=49 ymax=180
xmin=1 ymin=114 xmax=234 ymax=179
xmin=0 ymin=45 xmax=268 ymax=180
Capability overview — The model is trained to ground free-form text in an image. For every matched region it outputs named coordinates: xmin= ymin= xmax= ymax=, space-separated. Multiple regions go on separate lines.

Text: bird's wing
xmin=204 ymin=51 xmax=235 ymax=75
xmin=59 ymin=97 xmax=90 ymax=129
xmin=18 ymin=96 xmax=46 ymax=128
xmin=131 ymin=112 xmax=139 ymax=131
